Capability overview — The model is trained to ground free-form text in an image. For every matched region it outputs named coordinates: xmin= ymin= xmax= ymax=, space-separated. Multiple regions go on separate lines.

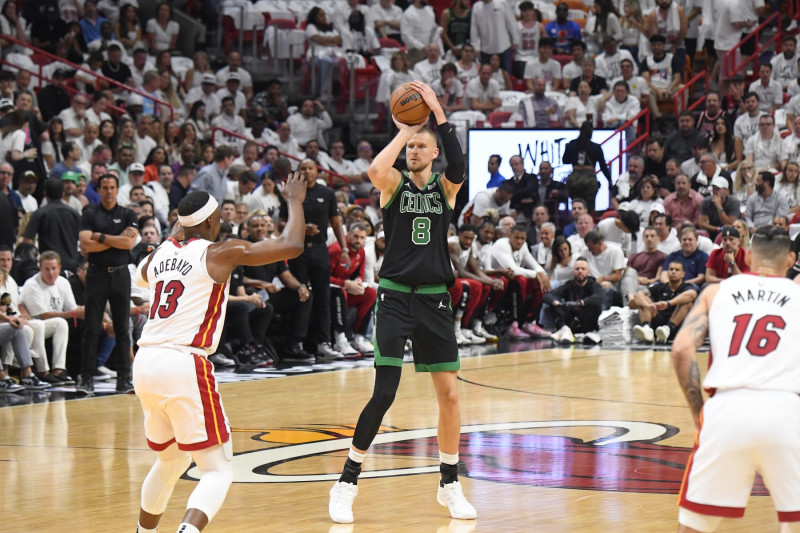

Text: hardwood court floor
xmin=0 ymin=346 xmax=785 ymax=532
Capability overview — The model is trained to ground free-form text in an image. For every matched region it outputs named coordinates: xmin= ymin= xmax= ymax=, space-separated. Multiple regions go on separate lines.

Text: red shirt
xmin=329 ymin=242 xmax=366 ymax=286
xmin=706 ymin=246 xmax=749 ymax=280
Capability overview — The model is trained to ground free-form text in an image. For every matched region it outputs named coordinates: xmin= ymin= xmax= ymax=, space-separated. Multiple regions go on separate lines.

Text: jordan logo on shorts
xmin=438 ymin=300 xmax=446 ymax=309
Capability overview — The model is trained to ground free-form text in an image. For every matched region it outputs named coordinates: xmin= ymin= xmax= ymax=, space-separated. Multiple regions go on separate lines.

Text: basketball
xmin=389 ymin=83 xmax=430 ymax=126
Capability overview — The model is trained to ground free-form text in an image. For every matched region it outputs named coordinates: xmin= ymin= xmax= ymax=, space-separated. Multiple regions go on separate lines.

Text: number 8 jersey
xmin=379 ymin=173 xmax=456 ymax=287
xmin=138 ymin=238 xmax=229 ymax=355
xmin=705 ymin=274 xmax=800 ymax=393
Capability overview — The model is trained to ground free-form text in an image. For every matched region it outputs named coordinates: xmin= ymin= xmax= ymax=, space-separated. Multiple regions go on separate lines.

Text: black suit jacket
xmin=506 ymin=173 xmax=539 ymax=215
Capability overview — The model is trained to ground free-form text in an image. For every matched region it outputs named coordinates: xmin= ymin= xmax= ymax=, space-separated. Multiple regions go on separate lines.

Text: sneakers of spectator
xmin=461 ymin=329 xmax=486 ymax=345
xmin=504 ymin=321 xmax=530 ymax=339
xmin=471 ymin=321 xmax=498 ymax=342
xmin=329 ymin=481 xmax=359 ymax=523
xmin=633 ymin=324 xmax=654 ymax=343
xmin=19 ymin=373 xmax=51 ymax=390
xmin=116 ymin=376 xmax=135 ymax=394
xmin=283 ymin=342 xmax=315 ymax=362
xmin=0 ymin=377 xmax=24 ymax=393
xmin=317 ymin=342 xmax=344 ymax=361
xmin=38 ymin=372 xmax=65 ymax=385
xmin=655 ymin=325 xmax=671 ymax=344
xmin=437 ymin=480 xmax=477 ymax=520
xmin=352 ymin=334 xmax=374 ymax=356
xmin=556 ymin=325 xmax=574 ymax=344
xmin=75 ymin=373 xmax=95 ymax=396
xmin=97 ymin=365 xmax=117 ymax=378
xmin=51 ymin=369 xmax=75 ymax=385
xmin=334 ymin=332 xmax=361 ymax=358
xmin=583 ymin=331 xmax=602 ymax=345
xmin=208 ymin=353 xmax=236 ymax=367
xmin=521 ymin=321 xmax=548 ymax=338
xmin=94 ymin=368 xmax=113 ymax=381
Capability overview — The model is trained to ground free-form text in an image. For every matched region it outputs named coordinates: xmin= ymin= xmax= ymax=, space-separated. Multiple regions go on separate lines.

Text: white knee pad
xmin=186 ymin=442 xmax=234 ymax=523
xmin=140 ymin=445 xmax=193 ymax=515
xmin=678 ymin=508 xmax=723 ymax=532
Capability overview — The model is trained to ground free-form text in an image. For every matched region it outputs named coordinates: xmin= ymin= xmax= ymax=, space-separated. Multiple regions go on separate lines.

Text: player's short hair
xmin=348 ymin=221 xmax=368 ymax=233
xmin=642 ymin=225 xmax=657 ymax=234
xmin=667 ymin=260 xmax=685 ymax=270
xmin=511 ymin=224 xmax=528 ymax=235
xmin=178 ymin=191 xmax=213 ymax=217
xmin=574 ymin=256 xmax=590 ymax=265
xmin=750 ymin=225 xmax=791 ymax=260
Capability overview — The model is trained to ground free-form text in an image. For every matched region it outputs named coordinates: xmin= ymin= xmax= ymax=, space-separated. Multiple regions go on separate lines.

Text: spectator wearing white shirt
xmin=594 ymin=37 xmax=636 ymax=81
xmin=523 ymin=38 xmax=562 ymax=91
xmin=776 ymin=160 xmax=800 ymax=214
xmin=331 ymin=0 xmax=371 ymax=32
xmin=84 ymin=92 xmax=112 ymax=125
xmin=232 ymin=141 xmax=261 ymax=173
xmin=274 ymin=122 xmax=301 ymax=169
xmin=117 ymin=163 xmax=154 ymax=205
xmin=513 ymin=1 xmax=542 ymax=77
xmin=713 ymin=0 xmax=755 ymax=98
xmin=561 ymin=40 xmax=587 ymax=89
xmin=244 ymin=113 xmax=279 ymax=146
xmin=215 ymin=73 xmax=247 ymax=118
xmin=771 ymin=35 xmax=798 ymax=90
xmin=211 ymin=96 xmax=246 ymax=151
xmin=458 ymin=182 xmax=514 ymax=226
xmin=185 ymin=73 xmax=221 ymax=119
xmin=19 ymin=251 xmax=80 ymax=384
xmin=413 ymin=44 xmax=445 ymax=85
xmin=564 ymin=80 xmax=602 ymax=128
xmin=76 ymin=122 xmax=102 ymax=164
xmin=326 ymin=140 xmax=361 ymax=184
xmin=134 ymin=114 xmax=157 ymax=164
xmin=432 ymin=63 xmax=465 ymax=116
xmin=340 ymin=10 xmax=380 ymax=65
xmin=600 ymin=81 xmax=641 ymax=139
xmin=244 ymin=166 xmax=284 ymax=218
xmin=456 ymin=43 xmax=479 ymax=85
xmin=583 ymin=230 xmax=625 ymax=298
xmin=744 ymin=114 xmax=782 ymax=171
xmin=748 ymin=63 xmax=784 ymax=114
xmin=781 ymin=115 xmax=800 ymax=169
xmin=214 ymin=52 xmax=254 ymax=102
xmin=470 ymin=0 xmax=519 ymax=73
xmin=145 ymin=2 xmax=179 ymax=51
xmin=733 ymin=92 xmax=763 ymax=144
xmin=366 ymin=0 xmax=403 ymax=41
xmin=489 ymin=225 xmax=550 ymax=329
xmin=58 ymin=93 xmax=89 ymax=142
xmin=286 ymin=99 xmax=334 ymax=150
xmin=465 ymin=64 xmax=502 ymax=115
xmin=305 ymin=7 xmax=346 ymax=102
xmin=400 ymin=0 xmax=441 ymax=66
xmin=127 ymin=47 xmax=154 ymax=88
xmin=223 ymin=168 xmax=256 ymax=206
xmin=146 ymin=164 xmax=172 ymax=224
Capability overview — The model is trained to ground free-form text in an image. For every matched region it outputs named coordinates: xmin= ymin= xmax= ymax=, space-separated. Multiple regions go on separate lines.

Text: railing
xmin=674 ymin=70 xmax=709 ymax=115
xmin=599 ymin=107 xmax=651 ymax=175
xmin=725 ymin=12 xmax=782 ymax=79
xmin=790 ymin=0 xmax=800 ymax=22
xmin=210 ymin=126 xmax=350 ymax=185
xmin=0 ymin=33 xmax=175 ymax=122
xmin=0 ymin=58 xmax=129 ymax=117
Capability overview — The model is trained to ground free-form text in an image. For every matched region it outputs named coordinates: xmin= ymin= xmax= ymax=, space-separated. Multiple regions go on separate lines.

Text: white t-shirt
xmin=458 ymin=188 xmax=512 ymax=225
xmin=595 ymin=49 xmax=636 ymax=80
xmin=0 ymin=129 xmax=25 ymax=163
xmin=465 ymin=78 xmax=500 ymax=109
xmin=523 ymin=58 xmax=562 ymax=90
xmin=215 ymin=66 xmax=254 ymax=89
xmin=145 ymin=19 xmax=179 ymax=51
xmin=714 ymin=0 xmax=747 ymax=51
xmin=586 ymin=243 xmax=626 ymax=279
xmin=748 ymin=78 xmax=784 ymax=112
xmin=20 ymin=274 xmax=77 ymax=317
xmin=771 ymin=52 xmax=799 ymax=89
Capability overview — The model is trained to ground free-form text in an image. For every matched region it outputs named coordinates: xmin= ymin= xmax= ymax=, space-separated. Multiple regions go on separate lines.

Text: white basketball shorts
xmin=679 ymin=388 xmax=800 ymax=522
xmin=133 ymin=346 xmax=231 ymax=452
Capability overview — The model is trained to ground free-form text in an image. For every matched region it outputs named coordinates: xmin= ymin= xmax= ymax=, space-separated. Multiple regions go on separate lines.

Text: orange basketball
xmin=389 ymin=83 xmax=431 ymax=126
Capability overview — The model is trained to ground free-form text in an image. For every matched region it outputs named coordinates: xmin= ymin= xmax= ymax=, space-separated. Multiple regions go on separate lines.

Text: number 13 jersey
xmin=379 ymin=172 xmax=455 ymax=287
xmin=706 ymin=274 xmax=800 ymax=393
xmin=138 ymin=238 xmax=229 ymax=355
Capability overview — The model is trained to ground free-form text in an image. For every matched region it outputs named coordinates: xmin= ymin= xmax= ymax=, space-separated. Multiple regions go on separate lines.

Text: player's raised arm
xmin=368 ymin=120 xmax=426 ymax=196
xmin=208 ymin=173 xmax=307 ymax=280
xmin=407 ymin=81 xmax=466 ymax=207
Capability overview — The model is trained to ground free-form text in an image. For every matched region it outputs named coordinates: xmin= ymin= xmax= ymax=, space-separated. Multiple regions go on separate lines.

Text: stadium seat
xmin=487 ymin=111 xmax=512 ymax=127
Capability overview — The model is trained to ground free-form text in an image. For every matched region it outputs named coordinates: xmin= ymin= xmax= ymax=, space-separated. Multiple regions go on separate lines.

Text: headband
xmin=178 ymin=195 xmax=218 ymax=227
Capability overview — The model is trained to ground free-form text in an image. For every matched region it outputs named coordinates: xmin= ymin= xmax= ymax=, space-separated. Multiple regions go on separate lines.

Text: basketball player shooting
xmin=672 ymin=226 xmax=800 ymax=533
xmin=329 ymin=81 xmax=477 ymax=523
xmin=131 ymin=174 xmax=307 ymax=533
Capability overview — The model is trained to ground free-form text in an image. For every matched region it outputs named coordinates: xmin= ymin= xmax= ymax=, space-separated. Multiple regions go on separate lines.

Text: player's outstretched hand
xmin=408 ymin=80 xmax=441 ymax=115
xmin=282 ymin=172 xmax=307 ymax=203
xmin=392 ymin=114 xmax=427 ymax=134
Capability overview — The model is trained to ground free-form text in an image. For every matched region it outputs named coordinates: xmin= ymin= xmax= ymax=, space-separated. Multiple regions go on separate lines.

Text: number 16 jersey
xmin=138 ymin=238 xmax=229 ymax=355
xmin=706 ymin=274 xmax=800 ymax=393
xmin=379 ymin=172 xmax=455 ymax=287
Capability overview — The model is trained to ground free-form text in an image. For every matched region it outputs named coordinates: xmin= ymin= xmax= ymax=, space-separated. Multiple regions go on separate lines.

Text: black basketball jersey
xmin=379 ymin=172 xmax=455 ymax=287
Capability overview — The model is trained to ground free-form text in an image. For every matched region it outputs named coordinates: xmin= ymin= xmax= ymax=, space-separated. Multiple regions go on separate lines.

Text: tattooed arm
xmin=671 ymin=285 xmax=719 ymax=429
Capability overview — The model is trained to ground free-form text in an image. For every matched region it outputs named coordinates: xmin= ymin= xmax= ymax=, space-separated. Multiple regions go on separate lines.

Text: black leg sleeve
xmin=352 ymin=365 xmax=403 ymax=451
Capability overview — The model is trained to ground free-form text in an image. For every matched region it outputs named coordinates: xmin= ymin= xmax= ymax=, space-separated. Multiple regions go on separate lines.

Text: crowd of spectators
xmin=1 ymin=0 xmax=800 ymax=392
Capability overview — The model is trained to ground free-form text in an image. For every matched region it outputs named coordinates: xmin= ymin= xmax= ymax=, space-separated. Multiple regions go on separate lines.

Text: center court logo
xmin=184 ymin=420 xmax=769 ymax=495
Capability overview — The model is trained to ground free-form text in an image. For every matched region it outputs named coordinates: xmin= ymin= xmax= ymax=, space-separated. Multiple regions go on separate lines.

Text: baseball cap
xmin=61 ymin=171 xmax=81 ymax=184
xmin=53 ymin=69 xmax=69 ymax=79
xmin=227 ymin=72 xmax=240 ymax=82
xmin=602 ymin=35 xmax=617 ymax=44
xmin=202 ymin=73 xmax=216 ymax=84
xmin=0 ymin=98 xmax=14 ymax=111
xmin=376 ymin=230 xmax=385 ymax=240
xmin=127 ymin=92 xmax=144 ymax=106
xmin=720 ymin=226 xmax=740 ymax=239
xmin=129 ymin=162 xmax=145 ymax=173
xmin=711 ymin=176 xmax=729 ymax=189
xmin=649 ymin=203 xmax=665 ymax=214
xmin=21 ymin=170 xmax=38 ymax=182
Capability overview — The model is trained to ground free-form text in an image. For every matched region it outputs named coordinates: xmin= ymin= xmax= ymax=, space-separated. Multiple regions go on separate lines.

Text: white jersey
xmin=138 ymin=238 xmax=229 ymax=355
xmin=705 ymin=274 xmax=800 ymax=393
